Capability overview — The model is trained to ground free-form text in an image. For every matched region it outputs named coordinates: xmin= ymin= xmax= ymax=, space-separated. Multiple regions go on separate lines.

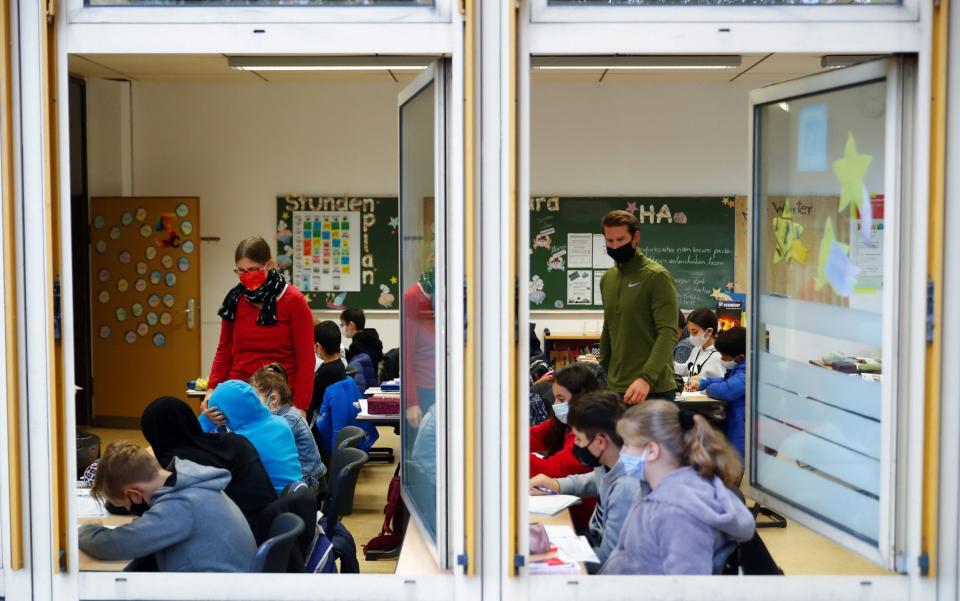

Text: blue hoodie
xmin=600 ymin=466 xmax=755 ymax=575
xmin=200 ymin=380 xmax=302 ymax=493
xmin=697 ymin=360 xmax=746 ymax=457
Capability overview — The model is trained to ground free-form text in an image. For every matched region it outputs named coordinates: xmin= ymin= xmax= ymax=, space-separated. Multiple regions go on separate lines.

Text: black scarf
xmin=217 ymin=268 xmax=286 ymax=326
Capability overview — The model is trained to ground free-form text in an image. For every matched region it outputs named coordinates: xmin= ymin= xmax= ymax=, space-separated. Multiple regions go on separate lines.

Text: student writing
xmin=674 ymin=307 xmax=726 ymax=381
xmin=686 ymin=326 xmax=747 ymax=457
xmin=600 ymin=401 xmax=754 ymax=575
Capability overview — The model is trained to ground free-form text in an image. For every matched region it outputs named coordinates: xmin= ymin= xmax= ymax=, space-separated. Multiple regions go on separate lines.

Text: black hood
xmin=347 ymin=328 xmax=384 ymax=365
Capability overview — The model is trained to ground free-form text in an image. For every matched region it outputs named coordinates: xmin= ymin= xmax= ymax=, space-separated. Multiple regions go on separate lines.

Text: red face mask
xmin=238 ymin=269 xmax=267 ymax=291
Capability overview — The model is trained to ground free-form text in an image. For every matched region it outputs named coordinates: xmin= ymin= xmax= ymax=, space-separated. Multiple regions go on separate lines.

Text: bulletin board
xmin=529 ymin=196 xmax=741 ymax=311
xmin=276 ymin=195 xmax=399 ymax=312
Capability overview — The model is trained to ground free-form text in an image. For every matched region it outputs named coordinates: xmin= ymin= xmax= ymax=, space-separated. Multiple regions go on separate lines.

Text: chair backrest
xmin=335 ymin=425 xmax=365 ymax=453
xmin=322 ymin=447 xmax=368 ymax=531
xmin=250 ymin=512 xmax=305 ymax=573
xmin=712 ymin=540 xmax=739 ymax=575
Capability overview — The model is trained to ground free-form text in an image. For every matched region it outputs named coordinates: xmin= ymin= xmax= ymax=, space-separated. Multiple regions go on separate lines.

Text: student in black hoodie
xmin=310 ymin=320 xmax=347 ymax=424
xmin=340 ymin=307 xmax=384 ymax=367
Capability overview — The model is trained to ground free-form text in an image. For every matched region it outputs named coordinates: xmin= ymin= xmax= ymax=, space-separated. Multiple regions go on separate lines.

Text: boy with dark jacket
xmin=340 ymin=307 xmax=385 ymax=368
xmin=688 ymin=326 xmax=747 ymax=457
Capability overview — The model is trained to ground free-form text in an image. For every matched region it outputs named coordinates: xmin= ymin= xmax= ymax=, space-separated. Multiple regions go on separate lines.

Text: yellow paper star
xmin=711 ymin=288 xmax=723 ymax=300
xmin=282 ymin=211 xmax=290 ymax=220
xmin=772 ymin=201 xmax=804 ymax=264
xmin=790 ymin=239 xmax=808 ymax=265
xmin=832 ymin=132 xmax=872 ymax=212
xmin=390 ymin=276 xmax=398 ymax=285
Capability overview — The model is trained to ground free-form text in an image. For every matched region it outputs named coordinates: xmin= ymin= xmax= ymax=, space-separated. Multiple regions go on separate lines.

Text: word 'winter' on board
xmin=531 ymin=197 xmax=679 ymax=225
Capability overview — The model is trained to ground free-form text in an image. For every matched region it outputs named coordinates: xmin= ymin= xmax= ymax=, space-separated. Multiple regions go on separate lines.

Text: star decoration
xmin=388 ymin=216 xmax=399 ymax=229
xmin=390 ymin=276 xmax=398 ymax=285
xmin=833 ymin=132 xmax=872 ymax=212
xmin=722 ymin=197 xmax=736 ymax=208
xmin=626 ymin=202 xmax=638 ymax=214
xmin=711 ymin=288 xmax=723 ymax=300
xmin=772 ymin=200 xmax=805 ymax=265
xmin=282 ymin=211 xmax=290 ymax=219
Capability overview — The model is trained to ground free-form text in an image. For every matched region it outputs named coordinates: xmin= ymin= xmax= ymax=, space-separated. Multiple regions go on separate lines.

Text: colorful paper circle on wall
xmin=181 ymin=221 xmax=193 ymax=236
xmin=140 ymin=224 xmax=152 ymax=238
xmin=161 ymin=255 xmax=174 ymax=269
xmin=147 ymin=294 xmax=160 ymax=307
xmin=121 ymin=212 xmax=134 ymax=226
xmin=124 ymin=330 xmax=136 ymax=344
xmin=145 ymin=246 xmax=157 ymax=260
xmin=150 ymin=271 xmax=162 ymax=285
xmin=137 ymin=322 xmax=149 ymax=337
xmin=115 ymin=307 xmax=127 ymax=322
xmin=146 ymin=312 xmax=159 ymax=326
xmin=118 ymin=251 xmax=131 ymax=265
xmin=175 ymin=203 xmax=189 ymax=218
xmin=135 ymin=278 xmax=147 ymax=292
xmin=165 ymin=273 xmax=177 ymax=287
xmin=93 ymin=215 xmax=105 ymax=229
xmin=95 ymin=240 xmax=107 ymax=254
xmin=136 ymin=261 xmax=147 ymax=275
xmin=182 ymin=240 xmax=195 ymax=254
xmin=109 ymin=226 xmax=121 ymax=240
xmin=162 ymin=294 xmax=175 ymax=308
xmin=97 ymin=268 xmax=110 ymax=283
xmin=160 ymin=311 xmax=172 ymax=326
xmin=98 ymin=325 xmax=110 ymax=339
xmin=131 ymin=303 xmax=144 ymax=317
xmin=152 ymin=332 xmax=166 ymax=347
xmin=135 ymin=208 xmax=147 ymax=222
xmin=97 ymin=290 xmax=110 ymax=303
xmin=177 ymin=257 xmax=189 ymax=272
xmin=116 ymin=278 xmax=129 ymax=292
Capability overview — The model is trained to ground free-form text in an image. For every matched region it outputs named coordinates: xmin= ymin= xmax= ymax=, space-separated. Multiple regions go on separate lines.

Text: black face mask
xmin=606 ymin=242 xmax=636 ymax=264
xmin=573 ymin=439 xmax=602 ymax=468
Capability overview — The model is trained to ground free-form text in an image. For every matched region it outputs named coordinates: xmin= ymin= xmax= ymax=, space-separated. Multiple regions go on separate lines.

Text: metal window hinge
xmin=918 ymin=552 xmax=930 ymax=576
xmin=456 ymin=553 xmax=469 ymax=571
xmin=514 ymin=554 xmax=525 ymax=569
xmin=926 ymin=280 xmax=935 ymax=343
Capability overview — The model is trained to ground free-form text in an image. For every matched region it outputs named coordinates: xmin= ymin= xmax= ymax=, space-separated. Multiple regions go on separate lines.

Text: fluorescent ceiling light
xmin=820 ymin=55 xmax=885 ymax=70
xmin=531 ymin=55 xmax=741 ymax=71
xmin=227 ymin=56 xmax=431 ymax=72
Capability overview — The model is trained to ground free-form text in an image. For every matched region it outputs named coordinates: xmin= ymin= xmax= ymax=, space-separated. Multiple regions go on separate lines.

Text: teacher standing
xmin=206 ymin=236 xmax=315 ymax=417
xmin=599 ymin=210 xmax=679 ymax=405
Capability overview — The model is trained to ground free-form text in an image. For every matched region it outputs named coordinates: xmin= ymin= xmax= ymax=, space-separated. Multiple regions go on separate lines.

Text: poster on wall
xmin=291 ymin=211 xmax=362 ymax=292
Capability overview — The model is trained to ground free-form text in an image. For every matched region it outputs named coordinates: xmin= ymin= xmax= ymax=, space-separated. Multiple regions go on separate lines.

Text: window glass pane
xmin=400 ymin=80 xmax=439 ymax=543
xmin=753 ymin=79 xmax=887 ymax=545
xmin=548 ymin=0 xmax=896 ymax=5
xmin=85 ymin=0 xmax=432 ymax=6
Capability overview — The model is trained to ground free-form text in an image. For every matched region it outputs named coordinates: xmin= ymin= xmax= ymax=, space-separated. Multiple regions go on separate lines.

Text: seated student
xmin=340 ymin=307 xmax=384 ymax=369
xmin=200 ymin=379 xmax=302 ymax=494
xmin=673 ymin=310 xmax=694 ymax=364
xmin=309 ymin=320 xmax=347 ymax=424
xmin=674 ymin=308 xmax=726 ymax=381
xmin=600 ymin=401 xmax=754 ymax=575
xmin=141 ymin=396 xmax=277 ymax=527
xmin=529 ymin=391 xmax=640 ymax=567
xmin=686 ymin=326 xmax=747 ymax=457
xmin=250 ymin=363 xmax=327 ymax=496
xmin=79 ymin=441 xmax=257 ymax=572
xmin=529 ymin=364 xmax=602 ymax=529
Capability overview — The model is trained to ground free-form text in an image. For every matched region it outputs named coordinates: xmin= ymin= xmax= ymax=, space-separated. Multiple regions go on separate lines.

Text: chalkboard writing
xmin=529 ymin=197 xmax=737 ymax=311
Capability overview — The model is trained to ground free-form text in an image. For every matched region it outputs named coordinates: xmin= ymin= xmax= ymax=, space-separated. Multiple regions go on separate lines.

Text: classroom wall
xmin=529 ymin=78 xmax=755 ymax=345
xmin=85 ymin=77 xmax=406 ymax=376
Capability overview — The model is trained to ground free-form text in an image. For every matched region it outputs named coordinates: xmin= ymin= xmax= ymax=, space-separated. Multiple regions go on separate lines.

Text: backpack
xmin=362 ymin=468 xmax=407 ymax=560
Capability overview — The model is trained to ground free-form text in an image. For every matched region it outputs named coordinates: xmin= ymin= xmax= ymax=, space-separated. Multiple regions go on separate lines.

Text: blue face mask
xmin=619 ymin=448 xmax=648 ymax=481
xmin=552 ymin=401 xmax=569 ymax=424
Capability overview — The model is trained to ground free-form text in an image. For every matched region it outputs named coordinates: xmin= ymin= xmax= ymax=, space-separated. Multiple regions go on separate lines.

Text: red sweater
xmin=402 ymin=283 xmax=435 ymax=406
xmin=529 ymin=423 xmax=597 ymax=531
xmin=209 ymin=285 xmax=315 ymax=411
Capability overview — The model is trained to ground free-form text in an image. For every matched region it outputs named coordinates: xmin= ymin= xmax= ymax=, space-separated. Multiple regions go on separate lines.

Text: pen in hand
xmin=534 ymin=485 xmax=558 ymax=495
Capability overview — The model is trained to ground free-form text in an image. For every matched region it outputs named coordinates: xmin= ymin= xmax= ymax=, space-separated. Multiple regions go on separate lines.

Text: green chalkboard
xmin=529 ymin=196 xmax=736 ymax=311
xmin=276 ymin=195 xmax=399 ymax=312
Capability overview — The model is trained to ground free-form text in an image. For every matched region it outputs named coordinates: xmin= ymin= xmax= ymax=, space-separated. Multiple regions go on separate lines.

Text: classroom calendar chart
xmin=292 ymin=212 xmax=362 ymax=293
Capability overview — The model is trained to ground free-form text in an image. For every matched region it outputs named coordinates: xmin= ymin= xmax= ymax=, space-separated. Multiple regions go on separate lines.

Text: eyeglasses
xmin=233 ymin=265 xmax=265 ymax=275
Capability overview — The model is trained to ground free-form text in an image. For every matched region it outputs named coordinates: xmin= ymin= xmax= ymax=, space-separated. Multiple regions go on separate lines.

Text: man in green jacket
xmin=599 ymin=210 xmax=679 ymax=405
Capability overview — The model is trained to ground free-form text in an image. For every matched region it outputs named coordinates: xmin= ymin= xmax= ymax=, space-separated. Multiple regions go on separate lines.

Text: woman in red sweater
xmin=204 ymin=236 xmax=315 ymax=419
xmin=530 ymin=363 xmax=602 ymax=529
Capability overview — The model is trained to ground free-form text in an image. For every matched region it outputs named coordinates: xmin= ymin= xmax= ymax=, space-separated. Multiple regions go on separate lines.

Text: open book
xmin=528 ymin=494 xmax=581 ymax=516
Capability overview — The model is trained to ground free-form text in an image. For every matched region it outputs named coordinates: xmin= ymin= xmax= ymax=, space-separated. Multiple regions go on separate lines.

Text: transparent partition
xmin=547 ymin=0 xmax=894 ymax=4
xmin=399 ymin=64 xmax=446 ymax=562
xmin=751 ymin=68 xmax=895 ymax=556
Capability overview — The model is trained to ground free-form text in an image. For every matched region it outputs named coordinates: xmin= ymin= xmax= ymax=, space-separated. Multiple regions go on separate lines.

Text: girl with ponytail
xmin=600 ymin=400 xmax=755 ymax=575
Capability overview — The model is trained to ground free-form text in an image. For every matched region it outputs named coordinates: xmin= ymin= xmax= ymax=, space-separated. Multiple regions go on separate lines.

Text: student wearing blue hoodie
xmin=600 ymin=401 xmax=755 ymax=575
xmin=686 ymin=326 xmax=747 ymax=457
xmin=200 ymin=379 xmax=302 ymax=493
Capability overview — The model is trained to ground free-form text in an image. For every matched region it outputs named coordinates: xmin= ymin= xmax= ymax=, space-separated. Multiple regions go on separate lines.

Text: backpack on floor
xmin=362 ymin=468 xmax=407 ymax=560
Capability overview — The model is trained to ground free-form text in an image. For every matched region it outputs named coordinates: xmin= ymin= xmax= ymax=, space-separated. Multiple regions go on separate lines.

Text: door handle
xmin=182 ymin=298 xmax=196 ymax=330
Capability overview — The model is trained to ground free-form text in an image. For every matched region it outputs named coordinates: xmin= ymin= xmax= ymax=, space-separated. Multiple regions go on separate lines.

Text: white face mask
xmin=553 ymin=401 xmax=569 ymax=424
xmin=722 ymin=359 xmax=738 ymax=371
xmin=688 ymin=330 xmax=711 ymax=349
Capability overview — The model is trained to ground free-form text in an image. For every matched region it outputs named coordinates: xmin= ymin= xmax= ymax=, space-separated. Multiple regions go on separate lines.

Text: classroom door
xmin=747 ymin=58 xmax=911 ymax=568
xmin=398 ymin=61 xmax=448 ymax=567
xmin=88 ymin=197 xmax=201 ymax=428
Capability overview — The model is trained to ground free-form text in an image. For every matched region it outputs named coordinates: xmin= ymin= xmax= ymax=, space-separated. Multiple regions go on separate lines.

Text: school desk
xmin=78 ymin=515 xmax=136 ymax=571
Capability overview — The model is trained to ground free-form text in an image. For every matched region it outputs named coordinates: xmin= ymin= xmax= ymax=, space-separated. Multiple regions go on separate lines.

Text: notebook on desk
xmin=529 ymin=494 xmax=581 ymax=516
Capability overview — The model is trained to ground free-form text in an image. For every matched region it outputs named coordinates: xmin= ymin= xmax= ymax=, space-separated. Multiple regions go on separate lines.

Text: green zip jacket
xmin=599 ymin=249 xmax=679 ymax=394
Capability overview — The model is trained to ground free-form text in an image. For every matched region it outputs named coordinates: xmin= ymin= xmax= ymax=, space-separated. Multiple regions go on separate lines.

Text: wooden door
xmin=89 ymin=197 xmax=200 ymax=427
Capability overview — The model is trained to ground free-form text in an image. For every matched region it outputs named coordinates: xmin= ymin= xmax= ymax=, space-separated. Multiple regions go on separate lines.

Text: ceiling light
xmin=227 ymin=56 xmax=432 ymax=72
xmin=820 ymin=55 xmax=885 ymax=70
xmin=531 ymin=55 xmax=742 ymax=71
xmin=778 ymin=102 xmax=790 ymax=112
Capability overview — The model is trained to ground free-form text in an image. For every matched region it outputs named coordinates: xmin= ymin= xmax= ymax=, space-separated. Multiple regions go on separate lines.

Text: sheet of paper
xmin=592 ymin=234 xmax=615 ymax=269
xmin=824 ymin=240 xmax=861 ymax=298
xmin=566 ymin=270 xmax=592 ymax=306
xmin=567 ymin=233 xmax=593 ymax=269
xmin=593 ymin=270 xmax=604 ymax=306
xmin=796 ymin=103 xmax=828 ymax=173
xmin=76 ymin=490 xmax=107 ymax=518
xmin=544 ymin=524 xmax=601 ymax=564
xmin=528 ymin=494 xmax=581 ymax=516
